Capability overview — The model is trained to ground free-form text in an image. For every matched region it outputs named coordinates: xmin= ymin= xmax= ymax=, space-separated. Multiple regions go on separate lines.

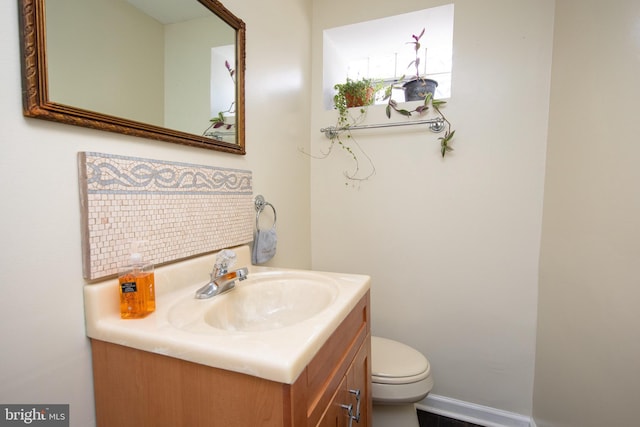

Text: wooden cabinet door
xmin=316 ymin=376 xmax=349 ymax=427
xmin=316 ymin=335 xmax=372 ymax=427
xmin=346 ymin=335 xmax=372 ymax=427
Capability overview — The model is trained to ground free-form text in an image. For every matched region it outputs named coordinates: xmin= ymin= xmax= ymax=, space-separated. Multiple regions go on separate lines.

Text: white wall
xmin=46 ymin=0 xmax=165 ymax=126
xmin=0 ymin=0 xmax=311 ymax=425
xmin=310 ymin=0 xmax=554 ymax=416
xmin=164 ymin=15 xmax=235 ymax=135
xmin=533 ymin=1 xmax=640 ymax=426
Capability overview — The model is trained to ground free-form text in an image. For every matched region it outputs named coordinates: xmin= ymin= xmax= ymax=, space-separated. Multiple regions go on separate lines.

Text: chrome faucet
xmin=194 ymin=250 xmax=248 ymax=299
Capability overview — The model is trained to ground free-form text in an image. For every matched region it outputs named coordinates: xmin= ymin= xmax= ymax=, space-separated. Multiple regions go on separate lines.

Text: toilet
xmin=371 ymin=336 xmax=433 ymax=404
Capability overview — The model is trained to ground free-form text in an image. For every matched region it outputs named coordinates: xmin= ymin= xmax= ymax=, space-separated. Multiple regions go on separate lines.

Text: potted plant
xmin=204 ymin=60 xmax=236 ymax=137
xmin=402 ymin=28 xmax=438 ymax=101
xmin=333 ymin=77 xmax=379 ymax=127
xmin=312 ymin=77 xmax=378 ymax=183
xmin=383 ymin=27 xmax=437 ymax=107
xmin=384 ymin=28 xmax=456 ymax=157
xmin=301 ymin=77 xmax=380 ymax=186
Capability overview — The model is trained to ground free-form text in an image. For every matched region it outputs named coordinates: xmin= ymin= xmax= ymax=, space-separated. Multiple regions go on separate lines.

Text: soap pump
xmin=118 ymin=240 xmax=155 ymax=319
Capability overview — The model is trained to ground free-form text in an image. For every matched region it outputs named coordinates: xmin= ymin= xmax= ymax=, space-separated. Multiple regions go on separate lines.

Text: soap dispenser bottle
xmin=118 ymin=241 xmax=156 ymax=319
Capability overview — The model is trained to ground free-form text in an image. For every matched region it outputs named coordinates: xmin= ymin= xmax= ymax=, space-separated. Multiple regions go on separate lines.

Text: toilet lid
xmin=371 ymin=336 xmax=430 ymax=385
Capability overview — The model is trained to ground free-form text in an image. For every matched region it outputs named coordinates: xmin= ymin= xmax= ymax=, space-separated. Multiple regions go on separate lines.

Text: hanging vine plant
xmin=304 ymin=77 xmax=381 ymax=185
xmin=385 ymin=91 xmax=455 ymax=157
xmin=384 ymin=28 xmax=455 ymax=157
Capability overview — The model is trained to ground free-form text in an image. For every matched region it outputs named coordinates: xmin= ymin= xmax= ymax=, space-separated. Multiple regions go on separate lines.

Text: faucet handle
xmin=212 ymin=249 xmax=237 ymax=277
xmin=215 ymin=249 xmax=237 ymax=268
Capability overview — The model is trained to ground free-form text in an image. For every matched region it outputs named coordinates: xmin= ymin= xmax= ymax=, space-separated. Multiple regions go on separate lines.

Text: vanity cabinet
xmin=90 ymin=292 xmax=371 ymax=427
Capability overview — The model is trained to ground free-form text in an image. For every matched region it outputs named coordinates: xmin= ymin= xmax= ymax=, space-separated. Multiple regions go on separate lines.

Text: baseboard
xmin=415 ymin=394 xmax=534 ymax=427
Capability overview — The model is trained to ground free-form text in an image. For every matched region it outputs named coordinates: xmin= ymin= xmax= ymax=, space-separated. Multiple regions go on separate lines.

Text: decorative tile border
xmin=78 ymin=152 xmax=253 ymax=280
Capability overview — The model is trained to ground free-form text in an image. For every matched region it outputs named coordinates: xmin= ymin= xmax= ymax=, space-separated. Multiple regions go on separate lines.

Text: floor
xmin=417 ymin=409 xmax=485 ymax=427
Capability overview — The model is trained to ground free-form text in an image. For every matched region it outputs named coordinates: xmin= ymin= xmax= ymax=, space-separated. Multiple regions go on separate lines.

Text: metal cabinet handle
xmin=340 ymin=389 xmax=362 ymax=425
xmin=349 ymin=389 xmax=361 ymax=422
xmin=340 ymin=403 xmax=355 ymax=427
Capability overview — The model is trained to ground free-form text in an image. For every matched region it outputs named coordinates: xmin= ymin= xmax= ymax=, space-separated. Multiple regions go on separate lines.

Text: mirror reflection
xmin=19 ymin=0 xmax=245 ymax=153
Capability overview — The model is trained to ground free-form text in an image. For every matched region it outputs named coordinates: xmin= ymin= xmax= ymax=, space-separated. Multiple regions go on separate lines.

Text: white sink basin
xmin=204 ymin=271 xmax=338 ymax=331
xmin=168 ymin=270 xmax=339 ymax=333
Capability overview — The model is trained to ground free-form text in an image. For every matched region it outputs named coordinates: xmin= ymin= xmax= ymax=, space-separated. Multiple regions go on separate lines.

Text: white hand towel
xmin=252 ymin=226 xmax=277 ymax=264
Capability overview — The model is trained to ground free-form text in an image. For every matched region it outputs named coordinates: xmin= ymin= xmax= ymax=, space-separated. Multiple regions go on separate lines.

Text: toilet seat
xmin=371 ymin=336 xmax=433 ymax=404
xmin=372 ymin=336 xmax=431 ymax=384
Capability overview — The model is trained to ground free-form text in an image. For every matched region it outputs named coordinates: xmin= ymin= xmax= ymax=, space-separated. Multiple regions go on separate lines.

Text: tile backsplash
xmin=78 ymin=152 xmax=253 ymax=280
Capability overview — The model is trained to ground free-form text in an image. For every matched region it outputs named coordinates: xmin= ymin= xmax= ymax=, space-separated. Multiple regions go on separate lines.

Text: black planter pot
xmin=403 ymin=78 xmax=438 ymax=101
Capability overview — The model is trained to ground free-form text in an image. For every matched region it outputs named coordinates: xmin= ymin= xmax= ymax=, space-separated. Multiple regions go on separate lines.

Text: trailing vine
xmin=309 ymin=106 xmax=377 ymax=185
xmin=385 ymin=91 xmax=455 ymax=157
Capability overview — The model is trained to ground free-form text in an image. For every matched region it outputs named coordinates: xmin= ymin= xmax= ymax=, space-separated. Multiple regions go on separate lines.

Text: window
xmin=323 ymin=5 xmax=454 ymax=109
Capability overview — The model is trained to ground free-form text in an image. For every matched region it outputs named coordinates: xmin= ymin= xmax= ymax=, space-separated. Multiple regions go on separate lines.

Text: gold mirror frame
xmin=18 ymin=0 xmax=246 ymax=154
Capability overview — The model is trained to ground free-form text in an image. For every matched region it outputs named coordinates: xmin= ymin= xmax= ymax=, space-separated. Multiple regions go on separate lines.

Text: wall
xmin=310 ymin=0 xmax=554 ymax=417
xmin=533 ymin=1 xmax=640 ymax=426
xmin=164 ymin=14 xmax=235 ymax=135
xmin=46 ymin=0 xmax=165 ymax=126
xmin=0 ymin=0 xmax=311 ymax=426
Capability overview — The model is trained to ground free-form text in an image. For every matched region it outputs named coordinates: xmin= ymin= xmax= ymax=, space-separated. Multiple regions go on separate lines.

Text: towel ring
xmin=254 ymin=195 xmax=277 ymax=229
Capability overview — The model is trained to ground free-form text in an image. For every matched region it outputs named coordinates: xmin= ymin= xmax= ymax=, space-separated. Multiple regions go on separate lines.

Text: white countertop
xmin=83 ymin=245 xmax=370 ymax=384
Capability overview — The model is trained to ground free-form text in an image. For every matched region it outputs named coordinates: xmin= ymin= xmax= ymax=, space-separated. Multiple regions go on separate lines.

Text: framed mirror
xmin=18 ymin=0 xmax=246 ymax=154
